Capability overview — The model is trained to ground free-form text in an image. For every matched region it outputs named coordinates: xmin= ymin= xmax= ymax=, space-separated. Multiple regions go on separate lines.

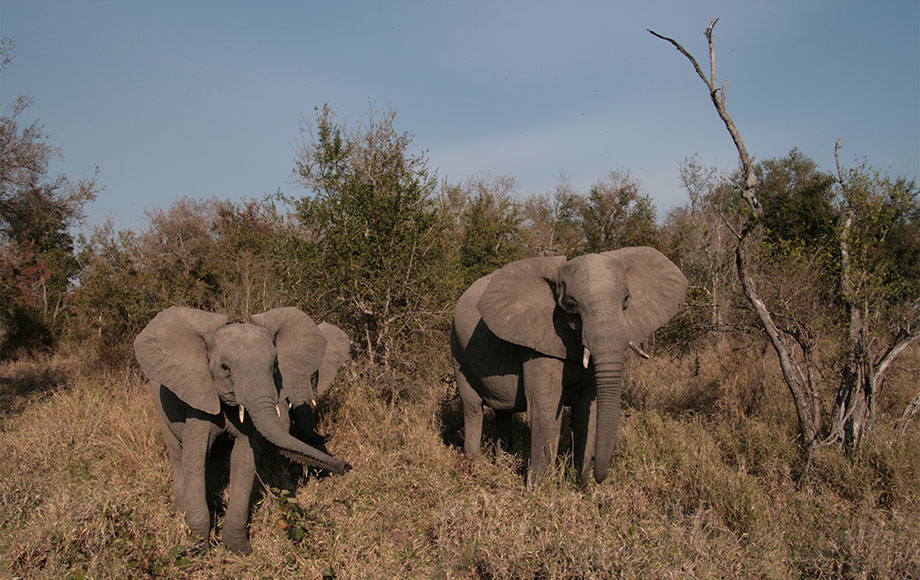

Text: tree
xmin=651 ymin=19 xmax=826 ymax=453
xmin=660 ymin=156 xmax=738 ymax=348
xmin=452 ymin=174 xmax=524 ymax=281
xmin=579 ymin=170 xmax=658 ymax=253
xmin=828 ymin=146 xmax=920 ymax=448
xmin=757 ymin=150 xmax=837 ymax=252
xmin=292 ymin=105 xmax=453 ymax=366
xmin=521 ymin=174 xmax=584 ymax=257
xmin=0 ymin=42 xmax=98 ymax=354
xmin=650 ymin=20 xmax=920 ymax=470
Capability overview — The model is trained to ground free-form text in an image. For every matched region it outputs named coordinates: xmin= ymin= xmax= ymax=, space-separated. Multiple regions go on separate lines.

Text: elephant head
xmin=133 ymin=306 xmax=350 ymax=474
xmin=476 ymin=247 xmax=687 ymax=483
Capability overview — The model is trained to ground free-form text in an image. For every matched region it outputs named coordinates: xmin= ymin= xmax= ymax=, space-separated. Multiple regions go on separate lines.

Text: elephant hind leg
xmin=454 ymin=359 xmax=484 ymax=458
xmin=494 ymin=410 xmax=513 ymax=453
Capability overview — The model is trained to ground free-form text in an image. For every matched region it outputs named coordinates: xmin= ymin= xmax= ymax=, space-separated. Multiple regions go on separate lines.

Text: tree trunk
xmin=736 ymin=223 xmax=822 ymax=446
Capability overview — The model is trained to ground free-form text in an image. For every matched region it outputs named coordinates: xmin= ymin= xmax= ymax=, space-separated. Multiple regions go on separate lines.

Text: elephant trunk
xmin=246 ymin=394 xmax=350 ymax=474
xmin=592 ymin=353 xmax=624 ymax=483
xmin=580 ymin=293 xmax=626 ymax=484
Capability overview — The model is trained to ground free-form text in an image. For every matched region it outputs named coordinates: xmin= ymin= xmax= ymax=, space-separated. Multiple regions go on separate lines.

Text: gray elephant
xmin=134 ymin=306 xmax=351 ymax=555
xmin=451 ymin=247 xmax=687 ymax=486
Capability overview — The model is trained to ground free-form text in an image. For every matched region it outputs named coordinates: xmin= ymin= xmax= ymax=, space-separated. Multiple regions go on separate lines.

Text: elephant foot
xmin=223 ymin=533 xmax=252 ymax=555
xmin=189 ymin=534 xmax=211 ymax=556
xmin=575 ymin=471 xmax=593 ymax=490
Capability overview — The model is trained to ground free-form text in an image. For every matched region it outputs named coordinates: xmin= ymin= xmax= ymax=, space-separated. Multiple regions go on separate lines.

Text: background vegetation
xmin=2 ymin=37 xmax=919 ymax=578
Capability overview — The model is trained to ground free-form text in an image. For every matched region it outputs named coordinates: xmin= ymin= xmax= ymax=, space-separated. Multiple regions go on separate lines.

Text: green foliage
xmin=291 ymin=105 xmax=458 ymax=366
xmin=0 ymin=89 xmax=98 ymax=356
xmin=757 ymin=149 xmax=837 ymax=252
xmin=580 ymin=170 xmax=659 ymax=253
xmin=446 ymin=174 xmax=524 ymax=281
xmin=840 ymin=163 xmax=920 ymax=310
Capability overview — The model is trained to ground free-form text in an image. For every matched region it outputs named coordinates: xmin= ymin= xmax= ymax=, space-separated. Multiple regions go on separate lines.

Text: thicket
xmin=3 ymin=91 xmax=916 ymax=452
xmin=3 ymin=76 xmax=918 ymax=449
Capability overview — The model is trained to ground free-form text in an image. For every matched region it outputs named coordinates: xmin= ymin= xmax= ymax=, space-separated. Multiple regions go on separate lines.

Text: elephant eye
xmin=562 ymin=298 xmax=578 ymax=314
xmin=623 ymin=292 xmax=631 ymax=310
xmin=219 ymin=362 xmax=231 ymax=375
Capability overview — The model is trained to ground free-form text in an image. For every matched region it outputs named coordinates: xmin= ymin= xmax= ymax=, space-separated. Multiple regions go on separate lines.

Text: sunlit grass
xmin=1 ymin=346 xmax=918 ymax=578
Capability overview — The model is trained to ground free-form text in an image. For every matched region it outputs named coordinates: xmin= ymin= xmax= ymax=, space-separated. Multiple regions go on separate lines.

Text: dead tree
xmin=650 ymin=20 xmax=920 ymax=466
xmin=649 ymin=19 xmax=823 ymax=451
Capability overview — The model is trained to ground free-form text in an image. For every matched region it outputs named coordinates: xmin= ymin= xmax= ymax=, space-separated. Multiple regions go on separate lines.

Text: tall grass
xmin=1 ymin=346 xmax=918 ymax=579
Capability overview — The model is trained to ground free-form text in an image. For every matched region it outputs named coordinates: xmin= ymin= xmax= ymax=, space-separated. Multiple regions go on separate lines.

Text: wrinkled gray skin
xmin=134 ymin=306 xmax=351 ymax=555
xmin=451 ymin=247 xmax=687 ymax=486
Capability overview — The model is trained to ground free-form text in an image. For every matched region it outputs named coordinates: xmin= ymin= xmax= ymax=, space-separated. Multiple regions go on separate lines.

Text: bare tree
xmin=650 ymin=19 xmax=920 ymax=470
xmin=649 ymin=19 xmax=823 ymax=451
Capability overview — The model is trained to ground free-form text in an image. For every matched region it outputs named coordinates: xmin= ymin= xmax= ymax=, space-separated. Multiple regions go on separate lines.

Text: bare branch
xmin=717 ymin=210 xmax=742 ymax=240
xmin=706 ymin=17 xmax=719 ymax=87
xmin=647 ymin=28 xmax=715 ymax=93
xmin=875 ymin=329 xmax=919 ymax=383
xmin=896 ymin=391 xmax=920 ymax=436
xmin=834 ymin=138 xmax=844 ymax=184
xmin=649 ymin=20 xmax=760 ymax=215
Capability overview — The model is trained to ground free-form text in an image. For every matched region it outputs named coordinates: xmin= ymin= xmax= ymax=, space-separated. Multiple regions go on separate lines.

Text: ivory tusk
xmin=582 ymin=346 xmax=591 ymax=369
xmin=275 ymin=404 xmax=281 ymax=418
xmin=238 ymin=405 xmax=245 ymax=423
xmin=628 ymin=341 xmax=651 ymax=360
xmin=311 ymin=399 xmax=316 ymax=408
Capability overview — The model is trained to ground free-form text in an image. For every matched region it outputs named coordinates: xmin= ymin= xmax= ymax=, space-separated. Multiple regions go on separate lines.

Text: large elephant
xmin=134 ymin=306 xmax=351 ymax=555
xmin=451 ymin=247 xmax=687 ymax=486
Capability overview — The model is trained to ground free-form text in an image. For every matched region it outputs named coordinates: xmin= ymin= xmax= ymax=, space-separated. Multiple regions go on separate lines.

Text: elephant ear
xmin=134 ymin=307 xmax=228 ymax=415
xmin=477 ymin=255 xmax=580 ymax=360
xmin=251 ymin=307 xmax=325 ymax=406
xmin=316 ymin=323 xmax=350 ymax=395
xmin=602 ymin=246 xmax=688 ymax=344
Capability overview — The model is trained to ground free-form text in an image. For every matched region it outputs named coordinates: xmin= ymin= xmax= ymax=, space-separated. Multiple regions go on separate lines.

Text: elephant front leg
xmin=223 ymin=434 xmax=256 ymax=555
xmin=523 ymin=356 xmax=564 ymax=487
xmin=181 ymin=418 xmax=215 ymax=553
xmin=571 ymin=389 xmax=597 ymax=485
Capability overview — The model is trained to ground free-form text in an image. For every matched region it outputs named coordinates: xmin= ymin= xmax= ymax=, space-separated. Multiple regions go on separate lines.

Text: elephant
xmin=134 ymin=306 xmax=352 ymax=555
xmin=450 ymin=247 xmax=687 ymax=486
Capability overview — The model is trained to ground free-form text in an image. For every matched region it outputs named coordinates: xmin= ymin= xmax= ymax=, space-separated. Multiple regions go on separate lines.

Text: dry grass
xmin=1 ymin=346 xmax=919 ymax=579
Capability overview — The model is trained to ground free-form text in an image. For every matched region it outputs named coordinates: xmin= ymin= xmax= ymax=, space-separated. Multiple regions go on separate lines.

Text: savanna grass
xmin=1 ymin=344 xmax=918 ymax=579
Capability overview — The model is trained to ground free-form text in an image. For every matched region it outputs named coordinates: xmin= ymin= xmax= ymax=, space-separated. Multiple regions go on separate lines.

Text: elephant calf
xmin=451 ymin=247 xmax=687 ymax=486
xmin=135 ymin=306 xmax=351 ymax=554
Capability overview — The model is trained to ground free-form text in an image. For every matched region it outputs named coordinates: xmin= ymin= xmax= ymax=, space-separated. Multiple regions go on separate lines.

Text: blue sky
xmin=2 ymin=1 xmax=918 ymax=233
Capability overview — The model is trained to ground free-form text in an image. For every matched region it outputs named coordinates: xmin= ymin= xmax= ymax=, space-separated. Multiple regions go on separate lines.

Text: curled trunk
xmin=248 ymin=397 xmax=350 ymax=474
